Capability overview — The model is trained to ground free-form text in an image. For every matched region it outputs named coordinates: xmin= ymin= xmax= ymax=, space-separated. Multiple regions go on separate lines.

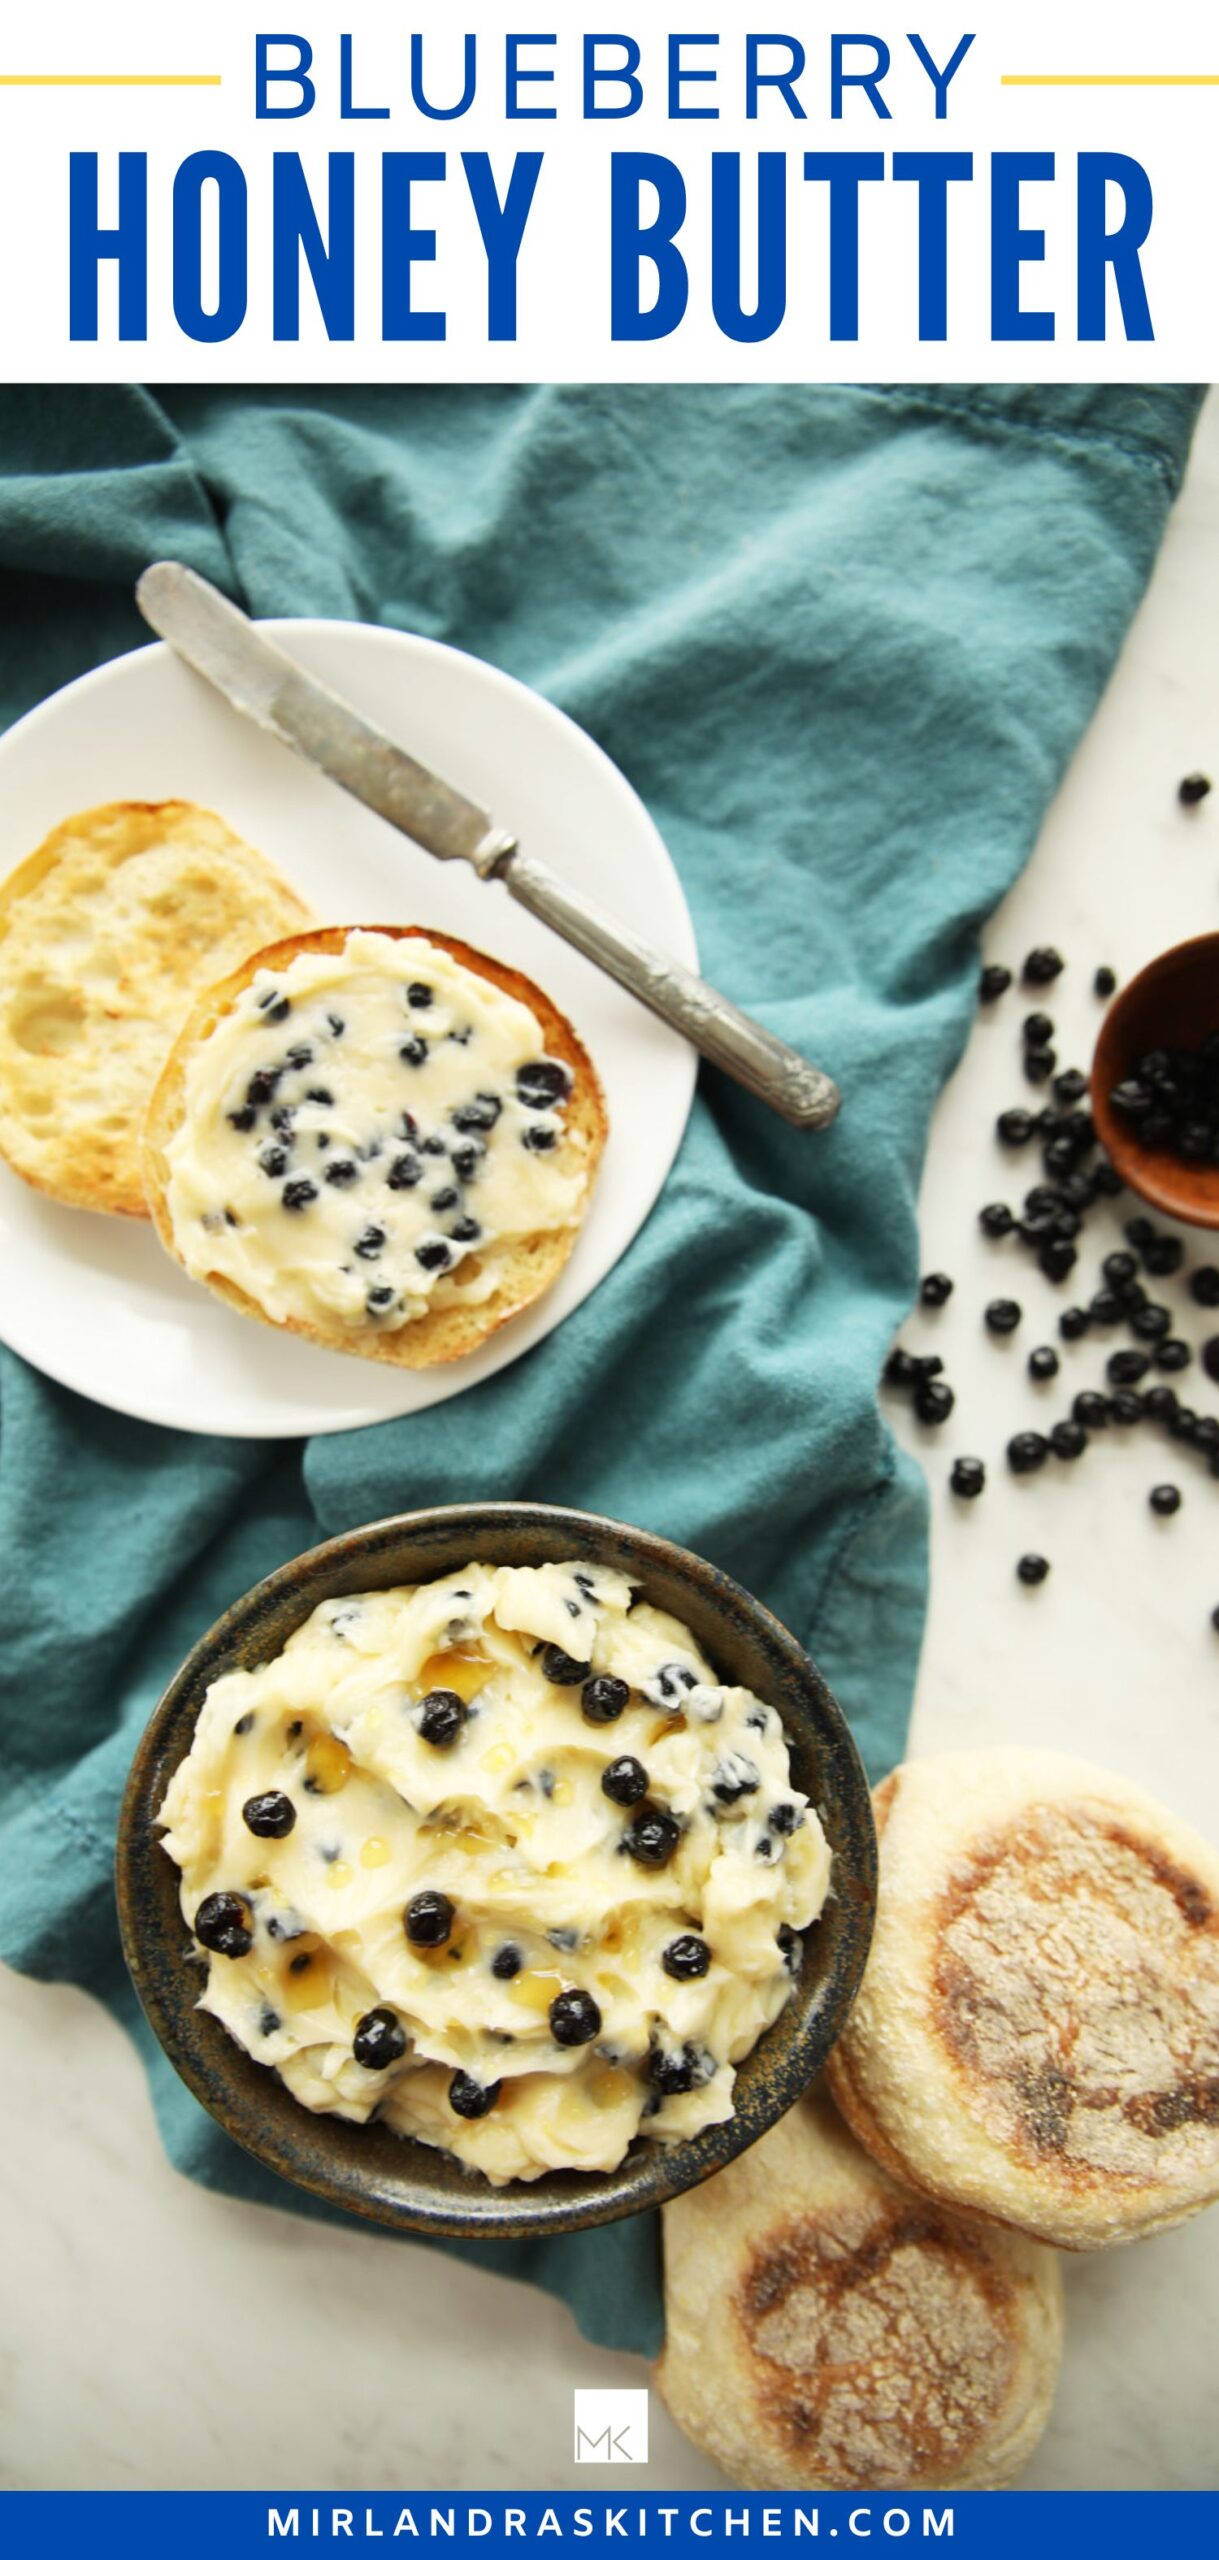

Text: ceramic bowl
xmin=116 ymin=1503 xmax=877 ymax=2239
xmin=1092 ymin=933 xmax=1219 ymax=1227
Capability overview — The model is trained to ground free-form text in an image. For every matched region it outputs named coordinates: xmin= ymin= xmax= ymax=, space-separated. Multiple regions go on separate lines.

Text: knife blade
xmin=135 ymin=561 xmax=840 ymax=1131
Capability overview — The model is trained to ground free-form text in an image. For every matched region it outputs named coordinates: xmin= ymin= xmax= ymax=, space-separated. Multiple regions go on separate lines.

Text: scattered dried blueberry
xmin=399 ymin=1037 xmax=429 ymax=1067
xmin=195 ymin=1891 xmax=254 ymax=1958
xmin=602 ymin=1755 xmax=648 ymax=1807
xmin=1109 ymin=1388 xmax=1146 ymax=1424
xmin=1143 ymin=1236 xmax=1182 ymax=1278
xmin=1017 ymin=1553 xmax=1050 ymax=1585
xmin=979 ymin=1202 xmax=1015 ymax=1238
xmin=417 ymin=1689 xmax=466 ymax=1748
xmin=997 ymin=1109 xmax=1035 ymax=1147
xmin=1023 ymin=947 xmax=1065 ymax=986
xmin=1150 ymin=1484 xmax=1182 ymax=1516
xmin=914 ymin=1379 xmax=954 ymax=1425
xmin=541 ymin=1644 xmax=591 ymax=1687
xmin=1039 ymin=1237 xmax=1078 ymax=1283
xmin=449 ymin=2071 xmax=501 ymax=2118
xmin=1028 ymin=1346 xmax=1059 ymax=1382
xmin=1008 ymin=1431 xmax=1049 ymax=1474
xmin=452 ymin=1094 xmax=503 ymax=1133
xmin=581 ymin=1675 xmax=629 ymax=1725
xmin=282 ymin=1178 xmax=318 ymax=1212
xmin=1190 ymin=1267 xmax=1219 ymax=1308
xmin=517 ymin=1061 xmax=571 ymax=1109
xmin=662 ymin=1935 xmax=711 ymax=1982
xmin=1179 ymin=772 xmax=1212 ymax=806
xmin=353 ymin=2008 xmax=407 ymax=2070
xmin=549 ymin=1988 xmax=601 ymax=2046
xmin=1059 ymin=1307 xmax=1091 ymax=1342
xmin=1073 ymin=1391 xmax=1110 ymax=1432
xmin=491 ymin=1945 xmax=523 ymax=1980
xmin=919 ymin=1273 xmax=954 ymax=1308
xmin=406 ymin=983 xmax=434 ymax=1010
xmin=415 ymin=1238 xmax=453 ymax=1272
xmin=1024 ymin=1045 xmax=1056 ymax=1086
xmin=523 ymin=1124 xmax=558 ymax=1153
xmin=979 ymin=963 xmax=1012 ymax=1002
xmin=986 ymin=1299 xmax=1023 ymax=1336
xmin=354 ymin=1225 xmax=386 ymax=1258
xmin=405 ymin=1890 xmax=455 ymax=1947
xmin=324 ymin=1158 xmax=360 ymax=1188
xmin=623 ymin=1805 xmax=681 ymax=1867
xmin=1023 ymin=1012 xmax=1054 ymax=1047
xmin=1156 ymin=1338 xmax=1192 ymax=1372
xmin=451 ymin=1215 xmax=481 ymax=1244
xmin=1131 ymin=1302 xmax=1172 ymax=1341
xmin=1108 ymin=1348 xmax=1151 ymax=1386
xmin=1050 ymin=1419 xmax=1087 ymax=1461
xmin=950 ymin=1457 xmax=986 ymax=1498
xmin=366 ymin=1285 xmax=396 ymax=1316
xmin=1093 ymin=966 xmax=1117 ymax=998
xmin=257 ymin=990 xmax=291 ymax=1024
xmin=647 ymin=2044 xmax=699 ymax=2098
xmin=884 ymin=1347 xmax=918 ymax=1388
xmin=242 ymin=1791 xmax=296 ymax=1839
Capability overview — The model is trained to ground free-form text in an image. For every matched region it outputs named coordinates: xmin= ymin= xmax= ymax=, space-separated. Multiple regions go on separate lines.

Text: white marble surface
xmin=3 ymin=395 xmax=1219 ymax=2495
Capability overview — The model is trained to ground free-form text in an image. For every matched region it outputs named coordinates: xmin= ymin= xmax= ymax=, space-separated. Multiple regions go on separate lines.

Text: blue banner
xmin=3 ymin=2493 xmax=1217 ymax=2557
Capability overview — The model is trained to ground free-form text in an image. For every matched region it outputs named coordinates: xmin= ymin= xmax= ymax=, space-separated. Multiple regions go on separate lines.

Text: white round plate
xmin=0 ymin=624 xmax=697 ymax=1437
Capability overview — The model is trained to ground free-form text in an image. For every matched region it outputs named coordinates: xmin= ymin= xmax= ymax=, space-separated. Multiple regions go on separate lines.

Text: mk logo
xmin=572 ymin=2389 xmax=650 ymax=2464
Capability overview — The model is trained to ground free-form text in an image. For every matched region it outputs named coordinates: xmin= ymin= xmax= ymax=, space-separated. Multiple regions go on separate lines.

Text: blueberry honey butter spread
xmin=141 ymin=926 xmax=606 ymax=1368
xmin=157 ymin=1562 xmax=832 ymax=2184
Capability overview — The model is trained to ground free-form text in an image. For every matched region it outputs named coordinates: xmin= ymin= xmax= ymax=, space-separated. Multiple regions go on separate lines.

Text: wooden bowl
xmin=1092 ymin=933 xmax=1219 ymax=1228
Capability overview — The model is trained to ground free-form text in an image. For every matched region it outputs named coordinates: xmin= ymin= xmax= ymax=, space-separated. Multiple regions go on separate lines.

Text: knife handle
xmin=500 ymin=848 xmax=840 ymax=1132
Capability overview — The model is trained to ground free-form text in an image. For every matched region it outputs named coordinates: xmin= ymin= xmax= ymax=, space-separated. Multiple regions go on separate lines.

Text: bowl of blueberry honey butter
xmin=117 ymin=1501 xmax=876 ymax=2238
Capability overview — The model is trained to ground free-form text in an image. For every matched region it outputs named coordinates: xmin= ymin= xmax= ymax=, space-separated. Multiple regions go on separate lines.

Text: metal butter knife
xmin=135 ymin=562 xmax=839 ymax=1131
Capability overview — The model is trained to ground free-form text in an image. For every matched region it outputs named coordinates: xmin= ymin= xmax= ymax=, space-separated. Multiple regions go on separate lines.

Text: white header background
xmin=0 ymin=1 xmax=1216 ymax=379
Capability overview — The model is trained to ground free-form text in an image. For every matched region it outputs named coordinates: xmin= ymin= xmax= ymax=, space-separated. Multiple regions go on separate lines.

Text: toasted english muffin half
xmin=141 ymin=924 xmax=607 ymax=1369
xmin=658 ymin=2084 xmax=1062 ymax=2492
xmin=826 ymin=1750 xmax=1219 ymax=2251
xmin=0 ymin=800 xmax=310 ymax=1218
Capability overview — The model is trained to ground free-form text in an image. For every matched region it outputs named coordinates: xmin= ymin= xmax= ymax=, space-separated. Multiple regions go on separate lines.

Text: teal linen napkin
xmin=0 ymin=383 xmax=1201 ymax=2354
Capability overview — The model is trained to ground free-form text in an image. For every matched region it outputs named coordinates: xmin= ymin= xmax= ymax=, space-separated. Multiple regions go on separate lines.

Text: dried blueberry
xmin=246 ymin=1067 xmax=282 ymax=1109
xmin=324 ymin=1158 xmax=360 ymax=1187
xmin=450 ymin=1143 xmax=484 ymax=1183
xmin=1108 ymin=1348 xmax=1151 ymax=1386
xmin=1050 ymin=1419 xmax=1088 ymax=1461
xmin=541 ymin=1643 xmax=591 ymax=1687
xmin=1028 ymin=1346 xmax=1059 ymax=1382
xmin=258 ymin=1146 xmax=289 ymax=1178
xmin=452 ymin=1094 xmax=502 ymax=1133
xmin=257 ymin=990 xmax=291 ymax=1024
xmin=1144 ymin=1236 xmax=1185 ymax=1277
xmin=1023 ymin=1012 xmax=1055 ymax=1047
xmin=997 ymin=1108 xmax=1035 ymax=1147
xmin=491 ymin=1945 xmax=523 ymax=1980
xmin=1150 ymin=1483 xmax=1182 ymax=1516
xmin=522 ymin=1124 xmax=558 ymax=1153
xmin=1024 ymin=1045 xmax=1056 ymax=1086
xmin=914 ymin=1379 xmax=954 ymax=1424
xmin=516 ymin=1061 xmax=571 ymax=1110
xmin=227 ymin=1105 xmax=257 ymax=1132
xmin=405 ymin=1890 xmax=455 ymax=1948
xmin=1008 ymin=1431 xmax=1049 ymax=1474
xmin=1093 ymin=966 xmax=1117 ymax=998
xmin=550 ymin=1988 xmax=601 ymax=2047
xmin=979 ymin=1202 xmax=1015 ymax=1238
xmin=366 ymin=1285 xmax=396 ymax=1316
xmin=979 ymin=963 xmax=1012 ymax=1001
xmin=282 ymin=1178 xmax=318 ymax=1212
xmin=1039 ymin=1237 xmax=1078 ymax=1283
xmin=884 ymin=1347 xmax=918 ymax=1387
xmin=1017 ymin=1553 xmax=1050 ymax=1586
xmin=1109 ymin=1388 xmax=1146 ymax=1424
xmin=1179 ymin=772 xmax=1212 ymax=805
xmin=406 ymin=982 xmax=434 ymax=1010
xmin=194 ymin=1891 xmax=254 ymax=1958
xmin=242 ymin=1791 xmax=296 ymax=1839
xmin=354 ymin=1225 xmax=386 ymax=1258
xmin=581 ymin=1675 xmax=629 ymax=1725
xmin=415 ymin=1238 xmax=453 ymax=1272
xmin=985 ymin=1299 xmax=1023 ymax=1336
xmin=711 ymin=1754 xmax=761 ymax=1806
xmin=353 ymin=2008 xmax=407 ymax=2070
xmin=304 ymin=1086 xmax=334 ymax=1107
xmin=647 ymin=2043 xmax=699 ymax=2098
xmin=451 ymin=1215 xmax=481 ymax=1243
xmin=602 ymin=1755 xmax=648 ymax=1807
xmin=623 ymin=1805 xmax=681 ymax=1866
xmin=449 ymin=2071 xmax=501 ymax=2118
xmin=387 ymin=1151 xmax=422 ymax=1191
xmin=1023 ymin=947 xmax=1065 ymax=985
xmin=662 ymin=1935 xmax=711 ymax=1982
xmin=399 ymin=1036 xmax=429 ymax=1067
xmin=1190 ymin=1266 xmax=1219 ymax=1308
xmin=1072 ymin=1390 xmax=1110 ymax=1432
xmin=1156 ymin=1338 xmax=1192 ymax=1371
xmin=1059 ymin=1306 xmax=1091 ymax=1342
xmin=418 ymin=1689 xmax=466 ymax=1748
xmin=919 ymin=1273 xmax=954 ymax=1308
xmin=950 ymin=1456 xmax=985 ymax=1498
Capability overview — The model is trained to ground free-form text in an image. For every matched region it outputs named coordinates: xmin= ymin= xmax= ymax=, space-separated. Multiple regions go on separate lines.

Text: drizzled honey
xmin=417 ymin=1646 xmax=491 ymax=1704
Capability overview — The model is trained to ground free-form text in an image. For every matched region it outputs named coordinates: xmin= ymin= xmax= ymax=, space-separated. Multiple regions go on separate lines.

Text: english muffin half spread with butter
xmin=157 ymin=1561 xmax=831 ymax=2184
xmin=827 ymin=1749 xmax=1219 ymax=2249
xmin=141 ymin=925 xmax=606 ymax=1366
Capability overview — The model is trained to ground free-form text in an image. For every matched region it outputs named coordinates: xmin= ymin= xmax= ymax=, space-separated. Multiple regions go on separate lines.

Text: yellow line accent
xmin=1002 ymin=74 xmax=1219 ymax=86
xmin=0 ymin=74 xmax=221 ymax=87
